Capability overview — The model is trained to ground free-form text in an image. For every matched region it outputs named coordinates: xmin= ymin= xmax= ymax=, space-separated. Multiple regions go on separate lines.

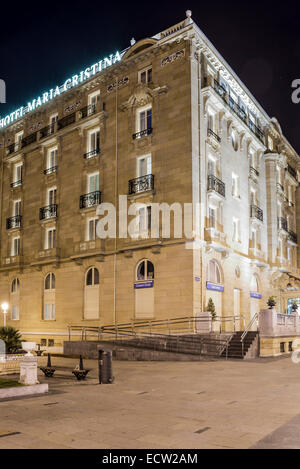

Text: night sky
xmin=0 ymin=0 xmax=299 ymax=151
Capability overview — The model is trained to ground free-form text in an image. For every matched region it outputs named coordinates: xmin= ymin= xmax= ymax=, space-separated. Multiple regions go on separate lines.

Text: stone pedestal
xmin=19 ymin=357 xmax=39 ymax=385
xmin=195 ymin=312 xmax=212 ymax=333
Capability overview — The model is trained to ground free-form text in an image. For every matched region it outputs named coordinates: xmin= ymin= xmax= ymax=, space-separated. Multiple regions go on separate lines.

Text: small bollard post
xmin=98 ymin=349 xmax=114 ymax=384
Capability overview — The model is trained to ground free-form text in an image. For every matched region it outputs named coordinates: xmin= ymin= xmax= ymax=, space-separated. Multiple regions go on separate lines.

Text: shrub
xmin=0 ymin=327 xmax=22 ymax=353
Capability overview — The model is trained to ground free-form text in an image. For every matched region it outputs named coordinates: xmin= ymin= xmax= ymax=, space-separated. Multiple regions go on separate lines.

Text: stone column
xmin=19 ymin=356 xmax=39 ymax=385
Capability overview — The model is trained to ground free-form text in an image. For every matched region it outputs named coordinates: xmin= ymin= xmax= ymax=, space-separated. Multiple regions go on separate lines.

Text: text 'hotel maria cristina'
xmin=0 ymin=11 xmax=300 ymax=356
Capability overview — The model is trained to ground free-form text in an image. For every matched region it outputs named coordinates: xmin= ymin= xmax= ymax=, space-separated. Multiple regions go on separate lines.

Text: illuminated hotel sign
xmin=0 ymin=51 xmax=121 ymax=130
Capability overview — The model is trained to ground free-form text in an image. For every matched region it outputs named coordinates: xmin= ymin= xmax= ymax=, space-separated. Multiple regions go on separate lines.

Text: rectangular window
xmin=48 ymin=188 xmax=57 ymax=205
xmin=47 ymin=148 xmax=57 ymax=169
xmin=44 ymin=304 xmax=55 ymax=320
xmin=14 ymin=163 xmax=23 ymax=184
xmin=138 ymin=206 xmax=152 ymax=233
xmin=209 ymin=207 xmax=216 ymax=229
xmin=138 ymin=67 xmax=152 ymax=84
xmin=49 ymin=114 xmax=58 ymax=133
xmin=12 ymin=305 xmax=19 ymax=321
xmin=88 ymin=129 xmax=100 ymax=153
xmin=137 ymin=155 xmax=152 ymax=177
xmin=207 ymin=112 xmax=214 ymax=132
xmin=12 ymin=237 xmax=20 ymax=256
xmin=88 ymin=173 xmax=99 ymax=193
xmin=87 ymin=218 xmax=98 ymax=241
xmin=88 ymin=91 xmax=100 ymax=113
xmin=138 ymin=107 xmax=152 ymax=132
xmin=15 ymin=131 xmax=23 ymax=151
xmin=46 ymin=228 xmax=56 ymax=249
xmin=208 ymin=159 xmax=215 ymax=176
xmin=14 ymin=200 xmax=21 ymax=216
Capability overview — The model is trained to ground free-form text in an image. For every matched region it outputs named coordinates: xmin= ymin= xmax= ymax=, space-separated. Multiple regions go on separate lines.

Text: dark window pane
xmin=137 ymin=261 xmax=145 ymax=280
xmin=45 ymin=274 xmax=50 ymax=290
xmin=86 ymin=268 xmax=93 ymax=285
xmin=94 ymin=268 xmax=99 ymax=285
xmin=51 ymin=273 xmax=55 ymax=290
xmin=147 ymin=261 xmax=154 ymax=279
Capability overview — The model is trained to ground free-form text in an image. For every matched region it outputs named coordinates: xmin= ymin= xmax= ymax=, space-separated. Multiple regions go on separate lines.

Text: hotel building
xmin=0 ymin=11 xmax=299 ymax=354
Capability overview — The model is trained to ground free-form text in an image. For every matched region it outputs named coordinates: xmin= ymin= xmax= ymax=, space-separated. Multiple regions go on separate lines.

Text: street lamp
xmin=1 ymin=303 xmax=8 ymax=327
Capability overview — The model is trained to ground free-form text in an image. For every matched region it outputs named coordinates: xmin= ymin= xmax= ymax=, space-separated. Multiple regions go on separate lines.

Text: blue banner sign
xmin=250 ymin=292 xmax=262 ymax=299
xmin=134 ymin=281 xmax=154 ymax=289
xmin=206 ymin=282 xmax=224 ymax=292
xmin=194 ymin=276 xmax=201 ymax=282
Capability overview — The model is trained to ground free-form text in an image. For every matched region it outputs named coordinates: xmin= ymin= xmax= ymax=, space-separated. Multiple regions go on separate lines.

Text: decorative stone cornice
xmin=120 ymin=84 xmax=167 ymax=111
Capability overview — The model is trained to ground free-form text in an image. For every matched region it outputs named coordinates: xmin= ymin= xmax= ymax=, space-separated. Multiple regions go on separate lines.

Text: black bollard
xmin=98 ymin=349 xmax=114 ymax=384
xmin=79 ymin=355 xmax=84 ymax=370
xmin=47 ymin=353 xmax=52 ymax=368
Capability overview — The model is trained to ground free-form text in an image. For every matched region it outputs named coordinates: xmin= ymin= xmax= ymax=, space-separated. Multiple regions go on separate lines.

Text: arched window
xmin=44 ymin=273 xmax=55 ymax=320
xmin=11 ymin=278 xmax=20 ymax=293
xmin=11 ymin=278 xmax=20 ymax=320
xmin=250 ymin=274 xmax=259 ymax=292
xmin=207 ymin=260 xmax=221 ymax=284
xmin=136 ymin=260 xmax=154 ymax=281
xmin=45 ymin=273 xmax=55 ymax=290
xmin=86 ymin=267 xmax=99 ymax=286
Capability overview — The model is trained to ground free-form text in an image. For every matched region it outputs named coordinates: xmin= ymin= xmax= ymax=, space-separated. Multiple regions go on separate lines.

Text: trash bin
xmin=98 ymin=349 xmax=114 ymax=384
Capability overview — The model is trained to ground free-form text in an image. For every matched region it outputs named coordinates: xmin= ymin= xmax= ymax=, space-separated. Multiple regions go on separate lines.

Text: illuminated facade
xmin=0 ymin=11 xmax=299 ymax=352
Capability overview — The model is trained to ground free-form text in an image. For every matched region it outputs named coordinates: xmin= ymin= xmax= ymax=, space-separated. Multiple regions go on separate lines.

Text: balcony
xmin=128 ymin=174 xmax=154 ymax=195
xmin=40 ymin=123 xmax=55 ymax=139
xmin=212 ymin=80 xmax=265 ymax=143
xmin=21 ymin=132 xmax=37 ymax=148
xmin=44 ymin=166 xmax=57 ymax=175
xmin=78 ymin=104 xmax=96 ymax=119
xmin=250 ymin=205 xmax=263 ymax=222
xmin=207 ymin=128 xmax=221 ymax=142
xmin=6 ymin=215 xmax=22 ymax=230
xmin=39 ymin=204 xmax=57 ymax=220
xmin=287 ymin=164 xmax=297 ymax=180
xmin=10 ymin=179 xmax=22 ymax=188
xmin=278 ymin=217 xmax=288 ymax=232
xmin=57 ymin=113 xmax=76 ymax=130
xmin=250 ymin=166 xmax=259 ymax=178
xmin=84 ymin=148 xmax=100 ymax=159
xmin=288 ymin=230 xmax=297 ymax=244
xmin=132 ymin=128 xmax=152 ymax=140
xmin=80 ymin=191 xmax=101 ymax=209
xmin=207 ymin=175 xmax=225 ymax=198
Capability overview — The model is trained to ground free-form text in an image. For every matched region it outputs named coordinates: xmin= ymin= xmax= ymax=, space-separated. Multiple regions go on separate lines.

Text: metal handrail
xmin=240 ymin=313 xmax=259 ymax=355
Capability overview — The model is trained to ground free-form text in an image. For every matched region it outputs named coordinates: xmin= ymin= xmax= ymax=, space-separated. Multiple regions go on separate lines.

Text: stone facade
xmin=0 ymin=12 xmax=299 ymax=350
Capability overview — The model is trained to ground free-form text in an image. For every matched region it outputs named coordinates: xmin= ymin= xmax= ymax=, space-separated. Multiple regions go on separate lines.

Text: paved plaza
xmin=1 ymin=355 xmax=300 ymax=449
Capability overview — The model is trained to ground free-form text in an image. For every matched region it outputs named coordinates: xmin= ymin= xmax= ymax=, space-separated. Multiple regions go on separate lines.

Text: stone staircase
xmin=221 ymin=331 xmax=259 ymax=359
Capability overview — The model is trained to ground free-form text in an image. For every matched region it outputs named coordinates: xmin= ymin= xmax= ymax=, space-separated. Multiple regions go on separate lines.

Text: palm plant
xmin=0 ymin=327 xmax=22 ymax=353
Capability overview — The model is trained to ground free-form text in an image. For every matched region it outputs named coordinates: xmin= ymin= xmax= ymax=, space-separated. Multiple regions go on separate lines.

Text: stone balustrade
xmin=259 ymin=309 xmax=300 ymax=337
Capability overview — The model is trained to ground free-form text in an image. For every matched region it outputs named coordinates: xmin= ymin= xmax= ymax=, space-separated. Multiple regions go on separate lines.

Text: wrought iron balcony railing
xmin=6 ymin=215 xmax=22 ymax=230
xmin=57 ymin=112 xmax=76 ymax=130
xmin=278 ymin=217 xmax=288 ymax=232
xmin=43 ymin=166 xmax=57 ymax=175
xmin=10 ymin=179 xmax=22 ymax=188
xmin=207 ymin=128 xmax=221 ymax=142
xmin=288 ymin=230 xmax=297 ymax=244
xmin=39 ymin=204 xmax=57 ymax=220
xmin=132 ymin=128 xmax=152 ymax=140
xmin=21 ymin=132 xmax=37 ymax=148
xmin=80 ymin=191 xmax=101 ymax=209
xmin=40 ymin=123 xmax=55 ymax=139
xmin=78 ymin=104 xmax=96 ymax=119
xmin=250 ymin=166 xmax=259 ymax=177
xmin=128 ymin=174 xmax=154 ymax=194
xmin=84 ymin=148 xmax=100 ymax=159
xmin=287 ymin=164 xmax=297 ymax=180
xmin=213 ymin=79 xmax=265 ymax=143
xmin=207 ymin=174 xmax=225 ymax=197
xmin=250 ymin=205 xmax=263 ymax=222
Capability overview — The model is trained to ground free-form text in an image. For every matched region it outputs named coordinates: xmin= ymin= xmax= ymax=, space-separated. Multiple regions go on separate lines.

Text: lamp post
xmin=1 ymin=302 xmax=8 ymax=327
